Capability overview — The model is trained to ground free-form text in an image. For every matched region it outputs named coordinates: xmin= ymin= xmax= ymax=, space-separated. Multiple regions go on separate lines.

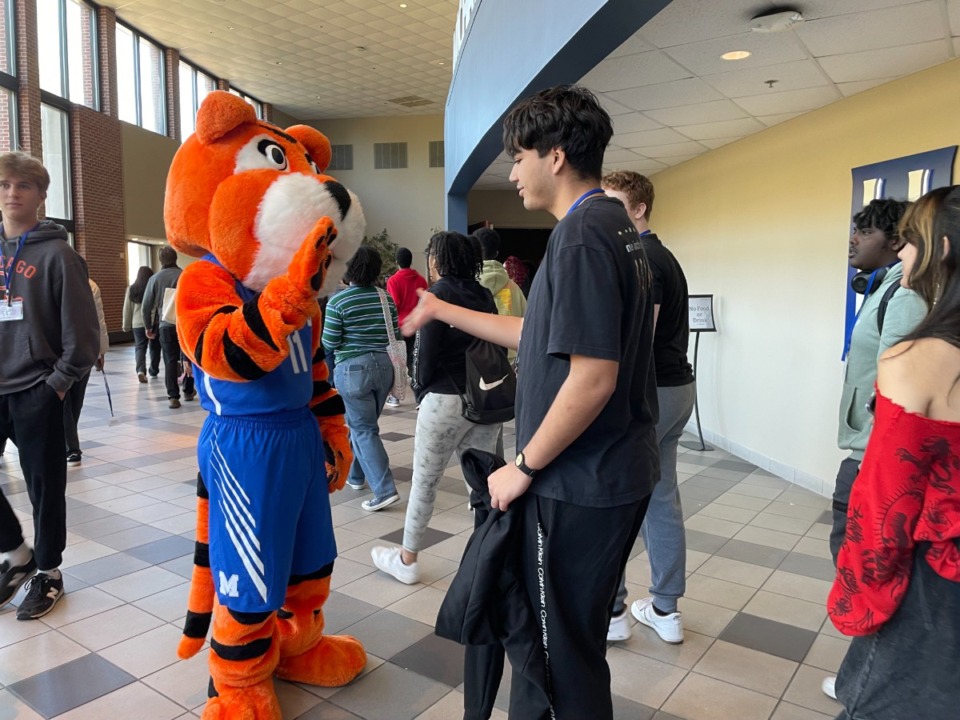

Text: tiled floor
xmin=0 ymin=345 xmax=846 ymax=720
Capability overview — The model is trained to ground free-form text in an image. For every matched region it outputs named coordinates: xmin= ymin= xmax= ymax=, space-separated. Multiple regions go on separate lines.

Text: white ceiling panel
xmin=578 ymin=51 xmax=692 ymax=93
xmin=607 ymin=78 xmax=725 ymax=112
xmin=604 ymin=148 xmax=647 ymax=164
xmin=644 ymin=141 xmax=709 ymax=158
xmin=603 ymin=159 xmax=669 ymax=174
xmin=655 ymin=153 xmax=701 ymax=167
xmin=837 ymin=77 xmax=900 ymax=96
xmin=637 ymin=0 xmax=778 ymax=48
xmin=674 ymin=117 xmax=765 ymax=140
xmin=795 ymin=1 xmax=946 ymax=56
xmin=702 ymin=60 xmax=831 ymax=99
xmin=950 ymin=0 xmax=960 ymax=33
xmin=700 ymin=136 xmax=743 ymax=149
xmin=756 ymin=112 xmax=804 ymax=127
xmin=607 ymin=32 xmax=657 ymax=58
xmin=598 ymin=94 xmax=638 ymax=116
xmin=800 ymin=0 xmax=930 ymax=17
xmin=606 ymin=111 xmax=664 ymax=134
xmin=644 ymin=99 xmax=748 ymax=126
xmin=732 ymin=85 xmax=841 ymax=116
xmin=817 ymin=40 xmax=949 ymax=83
xmin=663 ymin=31 xmax=809 ymax=77
xmin=613 ymin=127 xmax=693 ymax=148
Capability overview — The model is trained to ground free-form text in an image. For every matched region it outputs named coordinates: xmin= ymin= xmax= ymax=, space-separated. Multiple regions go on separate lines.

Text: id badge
xmin=0 ymin=299 xmax=24 ymax=322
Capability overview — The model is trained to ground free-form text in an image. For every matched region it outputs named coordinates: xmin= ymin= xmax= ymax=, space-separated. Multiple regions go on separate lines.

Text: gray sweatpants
xmin=402 ymin=392 xmax=501 ymax=554
xmin=614 ymin=381 xmax=696 ymax=615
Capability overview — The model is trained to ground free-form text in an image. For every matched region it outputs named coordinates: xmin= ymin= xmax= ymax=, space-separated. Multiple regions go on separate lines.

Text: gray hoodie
xmin=0 ymin=220 xmax=100 ymax=395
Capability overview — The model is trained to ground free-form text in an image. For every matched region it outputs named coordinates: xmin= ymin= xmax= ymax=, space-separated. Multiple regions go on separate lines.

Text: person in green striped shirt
xmin=322 ymin=246 xmax=401 ymax=512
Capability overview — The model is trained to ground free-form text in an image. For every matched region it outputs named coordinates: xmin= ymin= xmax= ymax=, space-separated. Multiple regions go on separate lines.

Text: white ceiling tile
xmin=818 ymin=40 xmax=949 ymax=83
xmin=702 ymin=59 xmax=831 ymax=99
xmin=800 ymin=0 xmax=929 ymax=19
xmin=837 ymin=76 xmax=899 ymax=96
xmin=950 ymin=0 xmax=960 ymax=34
xmin=604 ymin=148 xmax=646 ymax=164
xmin=795 ymin=1 xmax=946 ymax=56
xmin=643 ymin=141 xmax=709 ymax=158
xmin=603 ymin=159 xmax=669 ymax=174
xmin=609 ymin=112 xmax=663 ymax=134
xmin=756 ymin=112 xmax=803 ymax=127
xmin=608 ymin=32 xmax=657 ymax=58
xmin=615 ymin=127 xmax=693 ymax=148
xmin=638 ymin=0 xmax=770 ymax=48
xmin=644 ymin=99 xmax=747 ymax=126
xmin=663 ymin=31 xmax=809 ymax=76
xmin=954 ymin=36 xmax=960 ymax=54
xmin=597 ymin=94 xmax=638 ymax=116
xmin=700 ymin=136 xmax=743 ymax=150
xmin=655 ymin=153 xmax=703 ymax=167
xmin=607 ymin=78 xmax=725 ymax=111
xmin=578 ymin=51 xmax=691 ymax=92
xmin=674 ymin=117 xmax=764 ymax=140
xmin=733 ymin=85 xmax=842 ymax=116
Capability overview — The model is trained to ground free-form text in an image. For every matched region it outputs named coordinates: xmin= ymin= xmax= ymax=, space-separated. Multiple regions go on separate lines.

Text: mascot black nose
xmin=324 ymin=181 xmax=352 ymax=221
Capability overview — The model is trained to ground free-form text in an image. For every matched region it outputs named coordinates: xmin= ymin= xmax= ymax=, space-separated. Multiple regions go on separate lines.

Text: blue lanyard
xmin=639 ymin=229 xmax=652 ymax=237
xmin=0 ymin=223 xmax=38 ymax=305
xmin=841 ymin=263 xmax=896 ymax=360
xmin=566 ymin=188 xmax=605 ymax=216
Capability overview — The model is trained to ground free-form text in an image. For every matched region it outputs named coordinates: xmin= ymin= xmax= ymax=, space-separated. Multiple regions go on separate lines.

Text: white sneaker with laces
xmin=371 ymin=546 xmax=420 ymax=585
xmin=630 ymin=597 xmax=683 ymax=644
xmin=822 ymin=676 xmax=837 ymax=700
xmin=361 ymin=494 xmax=400 ymax=512
xmin=607 ymin=610 xmax=632 ymax=642
xmin=385 ymin=395 xmax=400 ymax=408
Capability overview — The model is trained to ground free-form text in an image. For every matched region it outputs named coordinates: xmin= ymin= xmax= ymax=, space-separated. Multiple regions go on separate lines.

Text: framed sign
xmin=688 ymin=294 xmax=716 ymax=332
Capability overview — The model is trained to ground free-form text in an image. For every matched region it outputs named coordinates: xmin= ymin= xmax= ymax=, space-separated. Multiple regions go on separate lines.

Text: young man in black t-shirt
xmin=602 ymin=171 xmax=695 ymax=645
xmin=402 ymin=86 xmax=658 ymax=720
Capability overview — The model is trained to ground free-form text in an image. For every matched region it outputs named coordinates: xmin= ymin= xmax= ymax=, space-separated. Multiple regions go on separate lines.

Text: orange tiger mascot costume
xmin=165 ymin=91 xmax=366 ymax=719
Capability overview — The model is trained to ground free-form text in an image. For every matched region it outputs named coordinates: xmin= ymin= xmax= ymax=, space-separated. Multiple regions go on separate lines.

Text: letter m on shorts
xmin=219 ymin=571 xmax=240 ymax=597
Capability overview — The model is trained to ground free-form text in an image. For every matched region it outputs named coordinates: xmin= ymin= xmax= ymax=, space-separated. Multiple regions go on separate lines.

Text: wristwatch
xmin=515 ymin=451 xmax=539 ymax=479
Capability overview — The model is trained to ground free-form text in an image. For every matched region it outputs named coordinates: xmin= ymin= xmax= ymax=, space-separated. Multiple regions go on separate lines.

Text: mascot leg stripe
xmin=223 ymin=330 xmax=269 ymax=380
xmin=211 ymin=635 xmax=273 ymax=662
xmin=289 ymin=562 xmax=334 ymax=586
xmin=242 ymin=297 xmax=280 ymax=351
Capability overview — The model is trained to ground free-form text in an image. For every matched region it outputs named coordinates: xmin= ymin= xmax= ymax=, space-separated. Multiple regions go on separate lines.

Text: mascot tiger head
xmin=164 ymin=90 xmax=363 ymax=295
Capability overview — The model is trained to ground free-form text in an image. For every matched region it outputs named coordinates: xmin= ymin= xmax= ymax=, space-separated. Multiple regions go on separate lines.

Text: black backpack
xmin=445 ymin=338 xmax=516 ymax=425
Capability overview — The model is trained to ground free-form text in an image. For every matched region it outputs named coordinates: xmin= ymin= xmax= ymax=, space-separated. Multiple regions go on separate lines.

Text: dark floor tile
xmin=64 ymin=503 xmax=115 ymax=525
xmin=326 ymin=662 xmax=450 ymax=720
xmin=380 ymin=526 xmax=452 ymax=550
xmin=126 ymin=535 xmax=196 ymax=564
xmin=684 ymin=529 xmax=729 ymax=554
xmin=779 ymin=552 xmax=836 ymax=582
xmin=679 ymin=484 xmax=727 ymax=504
xmin=719 ymin=612 xmax=817 ymax=662
xmin=61 ymin=570 xmax=91 ymax=592
xmin=390 ymin=633 xmax=464 ymax=687
xmin=66 ymin=552 xmax=151 ymax=584
xmin=70 ymin=514 xmax=142 ymax=540
xmin=344 ymin=609 xmax=434 ymax=661
xmin=712 ymin=458 xmax=758 ymax=473
xmin=7 ymin=654 xmax=135 ymax=718
xmin=323 ymin=591 xmax=381 ymax=635
xmin=613 ymin=696 xmax=656 ymax=720
xmin=437 ymin=477 xmax=469 ymax=497
xmin=77 ymin=440 xmax=105 ymax=450
xmin=392 ymin=466 xmax=413 ymax=484
xmin=381 ymin=432 xmax=412 ymax=442
xmin=716 ymin=539 xmax=789 ymax=569
xmin=816 ymin=509 xmax=833 ymax=525
xmin=677 ymin=453 xmax=720 ymax=466
xmin=114 ymin=454 xmax=179 ymax=469
xmin=157 ymin=553 xmax=195 ymax=578
xmin=295 ymin=702 xmax=364 ymax=719
xmin=683 ymin=475 xmax=739 ymax=492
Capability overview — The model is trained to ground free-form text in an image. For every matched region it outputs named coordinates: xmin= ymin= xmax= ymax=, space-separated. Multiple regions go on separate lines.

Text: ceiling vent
xmin=388 ymin=95 xmax=434 ymax=108
xmin=749 ymin=8 xmax=804 ymax=33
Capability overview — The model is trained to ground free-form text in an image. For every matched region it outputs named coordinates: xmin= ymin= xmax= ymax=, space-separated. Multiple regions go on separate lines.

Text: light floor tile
xmin=59 ymin=604 xmax=165 ymax=652
xmin=54 ymin=680 xmax=185 ymax=720
xmin=386 ymin=585 xmax=447 ymax=626
xmin=98 ymin=623 xmax=184 ymax=678
xmin=619 ymin=627 xmax=715 ymax=670
xmin=39 ymin=587 xmax=126 ymax=629
xmin=693 ymin=640 xmax=798 ymax=697
xmin=696 ymin=556 xmax=775 ymax=588
xmin=771 ymin=701 xmax=834 ymax=719
xmin=684 ymin=573 xmax=757 ymax=611
xmin=607 ymin=646 xmax=688 ymax=708
xmin=142 ymin=651 xmax=210 ymax=710
xmin=0 ymin=630 xmax=89 ymax=685
xmin=0 ymin=689 xmax=45 ymax=719
xmin=132 ymin=583 xmax=191 ymax=622
xmin=662 ymin=672 xmax=778 ymax=720
xmin=743 ymin=591 xmax=827 ymax=632
xmin=802 ymin=634 xmax=851 ymax=674
xmin=782 ymin=664 xmax=845 ymax=716
xmin=762 ymin=570 xmax=832 ymax=606
xmin=676 ymin=597 xmax=737 ymax=638
xmin=97 ymin=566 xmax=187 ymax=603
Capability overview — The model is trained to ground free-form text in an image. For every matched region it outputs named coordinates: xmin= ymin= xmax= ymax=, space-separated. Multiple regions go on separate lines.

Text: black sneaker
xmin=0 ymin=554 xmax=37 ymax=607
xmin=66 ymin=451 xmax=82 ymax=464
xmin=16 ymin=572 xmax=64 ymax=620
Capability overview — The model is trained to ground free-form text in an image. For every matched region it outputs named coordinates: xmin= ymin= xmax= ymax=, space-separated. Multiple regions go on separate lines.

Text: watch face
xmin=515 ymin=454 xmax=523 ymax=467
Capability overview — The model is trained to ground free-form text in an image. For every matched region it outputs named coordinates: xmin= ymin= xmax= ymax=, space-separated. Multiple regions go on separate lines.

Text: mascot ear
xmin=196 ymin=91 xmax=258 ymax=145
xmin=287 ymin=125 xmax=332 ymax=173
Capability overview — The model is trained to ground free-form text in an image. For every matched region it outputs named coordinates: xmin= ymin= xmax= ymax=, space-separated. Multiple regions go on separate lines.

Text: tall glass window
xmin=37 ymin=0 xmax=98 ymax=109
xmin=0 ymin=0 xmax=15 ymax=151
xmin=0 ymin=0 xmax=12 ymax=76
xmin=41 ymin=104 xmax=71 ymax=221
xmin=116 ymin=23 xmax=166 ymax=135
xmin=178 ymin=60 xmax=218 ymax=142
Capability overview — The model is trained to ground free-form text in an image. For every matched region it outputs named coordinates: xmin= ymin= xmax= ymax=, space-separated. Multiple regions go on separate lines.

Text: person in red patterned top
xmin=828 ymin=184 xmax=960 ymax=720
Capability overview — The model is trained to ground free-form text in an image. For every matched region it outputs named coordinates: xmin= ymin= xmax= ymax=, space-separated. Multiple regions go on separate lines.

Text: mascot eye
xmin=257 ymin=140 xmax=288 ymax=170
xmin=304 ymin=154 xmax=321 ymax=174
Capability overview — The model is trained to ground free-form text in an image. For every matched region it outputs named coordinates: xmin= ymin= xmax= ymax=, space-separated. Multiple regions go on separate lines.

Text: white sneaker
xmin=361 ymin=493 xmax=400 ymax=512
xmin=385 ymin=395 xmax=400 ymax=408
xmin=371 ymin=546 xmax=420 ymax=585
xmin=822 ymin=676 xmax=837 ymax=700
xmin=607 ymin=610 xmax=632 ymax=642
xmin=630 ymin=597 xmax=683 ymax=644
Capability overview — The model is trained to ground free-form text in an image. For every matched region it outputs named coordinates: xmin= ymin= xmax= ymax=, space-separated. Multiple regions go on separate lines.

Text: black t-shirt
xmin=641 ymin=233 xmax=694 ymax=387
xmin=515 ymin=195 xmax=659 ymax=508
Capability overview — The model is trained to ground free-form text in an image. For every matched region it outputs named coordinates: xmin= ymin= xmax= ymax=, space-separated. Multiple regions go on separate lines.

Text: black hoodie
xmin=0 ymin=220 xmax=100 ymax=395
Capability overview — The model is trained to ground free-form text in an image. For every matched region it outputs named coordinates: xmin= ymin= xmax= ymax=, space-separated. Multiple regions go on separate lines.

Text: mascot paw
xmin=288 ymin=218 xmax=336 ymax=296
xmin=274 ymin=634 xmax=366 ymax=687
xmin=178 ymin=636 xmax=205 ymax=660
xmin=200 ymin=679 xmax=281 ymax=720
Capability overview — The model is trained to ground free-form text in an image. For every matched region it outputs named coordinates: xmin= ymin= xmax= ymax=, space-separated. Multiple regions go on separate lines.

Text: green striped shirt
xmin=322 ymin=285 xmax=399 ymax=363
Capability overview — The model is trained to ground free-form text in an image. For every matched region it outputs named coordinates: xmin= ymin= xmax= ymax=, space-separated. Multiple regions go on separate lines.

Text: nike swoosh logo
xmin=479 ymin=374 xmax=509 ymax=391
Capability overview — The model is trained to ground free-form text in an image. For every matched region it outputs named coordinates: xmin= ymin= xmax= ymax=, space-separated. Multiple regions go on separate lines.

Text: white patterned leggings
xmin=402 ymin=392 xmax=501 ymax=554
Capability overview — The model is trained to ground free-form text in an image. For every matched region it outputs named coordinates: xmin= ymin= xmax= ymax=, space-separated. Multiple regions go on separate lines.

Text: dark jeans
xmin=159 ymin=324 xmax=182 ymax=400
xmin=830 ymin=457 xmax=861 ymax=564
xmin=834 ymin=546 xmax=960 ymax=720
xmin=133 ymin=326 xmax=160 ymax=376
xmin=63 ymin=369 xmax=91 ymax=455
xmin=404 ymin=334 xmax=416 ymax=376
xmin=0 ymin=382 xmax=68 ymax=570
xmin=465 ymin=493 xmax=650 ymax=720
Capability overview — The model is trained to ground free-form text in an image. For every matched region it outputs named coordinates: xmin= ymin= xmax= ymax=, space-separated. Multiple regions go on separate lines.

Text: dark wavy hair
xmin=502 ymin=85 xmax=612 ymax=182
xmin=472 ymin=227 xmax=501 ymax=261
xmin=900 ymin=185 xmax=960 ymax=348
xmin=853 ymin=198 xmax=909 ymax=243
xmin=128 ymin=265 xmax=154 ymax=304
xmin=395 ymin=247 xmax=413 ymax=269
xmin=343 ymin=245 xmax=382 ymax=287
xmin=426 ymin=231 xmax=480 ymax=281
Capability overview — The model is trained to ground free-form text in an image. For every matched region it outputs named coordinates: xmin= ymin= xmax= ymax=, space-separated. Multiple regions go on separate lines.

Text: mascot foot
xmin=200 ymin=679 xmax=281 ymax=720
xmin=274 ymin=634 xmax=366 ymax=687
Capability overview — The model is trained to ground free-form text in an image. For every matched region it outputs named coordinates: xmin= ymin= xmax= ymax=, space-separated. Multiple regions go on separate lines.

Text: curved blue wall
xmin=444 ymin=0 xmax=671 ymax=230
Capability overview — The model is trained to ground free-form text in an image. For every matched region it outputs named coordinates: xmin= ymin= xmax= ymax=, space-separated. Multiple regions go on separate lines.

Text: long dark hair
xmin=343 ymin=245 xmax=382 ymax=287
xmin=426 ymin=231 xmax=481 ymax=281
xmin=900 ymin=185 xmax=960 ymax=349
xmin=128 ymin=265 xmax=153 ymax=304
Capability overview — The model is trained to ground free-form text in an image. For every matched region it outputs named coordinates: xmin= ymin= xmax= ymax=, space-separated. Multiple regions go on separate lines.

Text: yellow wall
xmin=650 ymin=58 xmax=960 ymax=494
xmin=121 ymin=122 xmax=178 ymax=242
xmin=310 ymin=115 xmax=446 ymax=257
xmin=468 ymin=189 xmax=557 ymax=229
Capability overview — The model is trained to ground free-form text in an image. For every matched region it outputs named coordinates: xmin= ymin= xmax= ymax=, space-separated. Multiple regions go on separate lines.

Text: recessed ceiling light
xmin=435 ymin=60 xmax=445 ymax=66
xmin=721 ymin=50 xmax=751 ymax=61
xmin=399 ymin=2 xmax=407 ymax=7
xmin=275 ymin=60 xmax=282 ymax=65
